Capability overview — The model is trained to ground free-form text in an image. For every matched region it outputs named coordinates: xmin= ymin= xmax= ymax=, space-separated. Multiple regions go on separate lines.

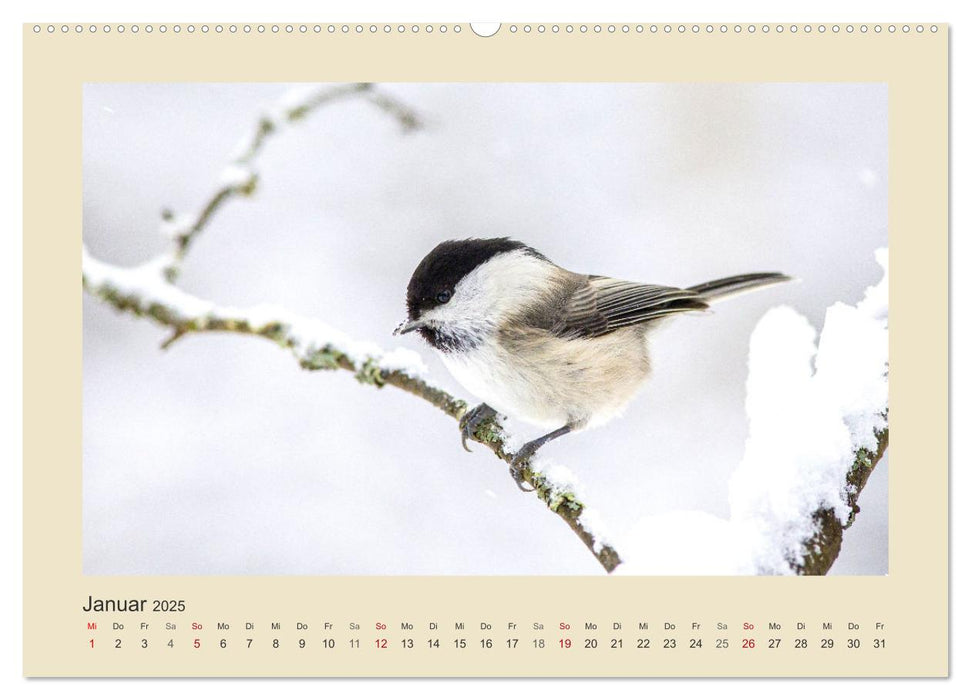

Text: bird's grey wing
xmin=554 ymin=275 xmax=709 ymax=339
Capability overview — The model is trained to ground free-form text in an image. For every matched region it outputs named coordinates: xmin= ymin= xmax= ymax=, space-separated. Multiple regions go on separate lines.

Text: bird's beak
xmin=393 ymin=318 xmax=425 ymax=336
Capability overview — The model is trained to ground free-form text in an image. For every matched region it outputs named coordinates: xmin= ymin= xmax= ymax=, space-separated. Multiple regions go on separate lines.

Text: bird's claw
xmin=459 ymin=403 xmax=498 ymax=452
xmin=459 ymin=404 xmax=541 ymax=492
xmin=508 ymin=446 xmax=538 ymax=492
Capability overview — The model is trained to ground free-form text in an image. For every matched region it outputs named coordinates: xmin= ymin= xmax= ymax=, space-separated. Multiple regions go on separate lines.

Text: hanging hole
xmin=470 ymin=23 xmax=501 ymax=38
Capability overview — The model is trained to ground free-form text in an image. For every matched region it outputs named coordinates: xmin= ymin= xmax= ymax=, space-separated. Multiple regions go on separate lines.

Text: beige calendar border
xmin=23 ymin=23 xmax=948 ymax=677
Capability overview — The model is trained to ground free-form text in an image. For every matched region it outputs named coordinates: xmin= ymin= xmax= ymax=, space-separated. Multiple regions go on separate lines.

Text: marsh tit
xmin=394 ymin=238 xmax=789 ymax=489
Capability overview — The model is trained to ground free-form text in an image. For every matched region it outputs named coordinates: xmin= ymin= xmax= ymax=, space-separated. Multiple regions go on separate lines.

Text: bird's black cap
xmin=405 ymin=237 xmax=545 ymax=321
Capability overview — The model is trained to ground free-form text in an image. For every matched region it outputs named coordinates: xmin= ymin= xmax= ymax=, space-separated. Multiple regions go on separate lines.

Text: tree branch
xmin=81 ymin=249 xmax=621 ymax=572
xmin=793 ymin=425 xmax=889 ymax=575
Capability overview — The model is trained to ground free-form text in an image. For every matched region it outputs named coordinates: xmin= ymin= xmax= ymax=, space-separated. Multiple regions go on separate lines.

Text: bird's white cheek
xmin=421 ymin=297 xmax=490 ymax=334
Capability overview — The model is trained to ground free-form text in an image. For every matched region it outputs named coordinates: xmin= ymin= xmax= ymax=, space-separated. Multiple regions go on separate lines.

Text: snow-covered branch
xmin=82 ymin=83 xmax=620 ymax=574
xmin=81 ymin=249 xmax=620 ymax=572
xmin=616 ymin=251 xmax=889 ymax=576
xmin=157 ymin=83 xmax=420 ymax=280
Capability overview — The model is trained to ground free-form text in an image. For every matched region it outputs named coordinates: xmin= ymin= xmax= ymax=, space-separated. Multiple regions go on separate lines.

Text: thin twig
xmin=158 ymin=83 xmax=421 ymax=279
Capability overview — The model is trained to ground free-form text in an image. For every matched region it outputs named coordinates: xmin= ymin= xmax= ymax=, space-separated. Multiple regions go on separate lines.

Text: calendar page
xmin=22 ymin=21 xmax=947 ymax=677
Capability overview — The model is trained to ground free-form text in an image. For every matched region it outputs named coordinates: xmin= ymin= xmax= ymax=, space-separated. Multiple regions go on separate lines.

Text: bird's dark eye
xmin=435 ymin=290 xmax=452 ymax=304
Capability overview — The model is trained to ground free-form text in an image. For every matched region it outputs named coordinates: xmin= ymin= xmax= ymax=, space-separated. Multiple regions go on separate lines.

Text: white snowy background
xmin=82 ymin=83 xmax=888 ymax=575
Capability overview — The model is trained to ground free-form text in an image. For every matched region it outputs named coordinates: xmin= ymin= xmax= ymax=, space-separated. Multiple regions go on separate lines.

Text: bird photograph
xmin=82 ymin=82 xmax=887 ymax=575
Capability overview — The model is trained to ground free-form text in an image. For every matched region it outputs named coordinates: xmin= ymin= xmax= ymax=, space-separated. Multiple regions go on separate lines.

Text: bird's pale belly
xmin=440 ymin=330 xmax=651 ymax=431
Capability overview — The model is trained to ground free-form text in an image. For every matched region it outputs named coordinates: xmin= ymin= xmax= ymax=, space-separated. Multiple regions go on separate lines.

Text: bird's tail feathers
xmin=687 ymin=273 xmax=792 ymax=303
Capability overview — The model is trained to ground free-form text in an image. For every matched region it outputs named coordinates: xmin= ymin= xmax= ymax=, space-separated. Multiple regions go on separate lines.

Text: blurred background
xmin=83 ymin=83 xmax=887 ymax=575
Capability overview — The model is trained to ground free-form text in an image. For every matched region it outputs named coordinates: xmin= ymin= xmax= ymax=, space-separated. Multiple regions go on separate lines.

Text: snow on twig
xmin=157 ymin=83 xmax=421 ymax=278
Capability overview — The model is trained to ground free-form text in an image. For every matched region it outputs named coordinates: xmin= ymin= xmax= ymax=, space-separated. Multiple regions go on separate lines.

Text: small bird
xmin=394 ymin=238 xmax=789 ymax=489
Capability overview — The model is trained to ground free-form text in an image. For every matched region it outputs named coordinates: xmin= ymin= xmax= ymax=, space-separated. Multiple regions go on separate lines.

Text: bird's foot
xmin=507 ymin=425 xmax=573 ymax=492
xmin=508 ymin=443 xmax=542 ymax=492
xmin=459 ymin=403 xmax=498 ymax=452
